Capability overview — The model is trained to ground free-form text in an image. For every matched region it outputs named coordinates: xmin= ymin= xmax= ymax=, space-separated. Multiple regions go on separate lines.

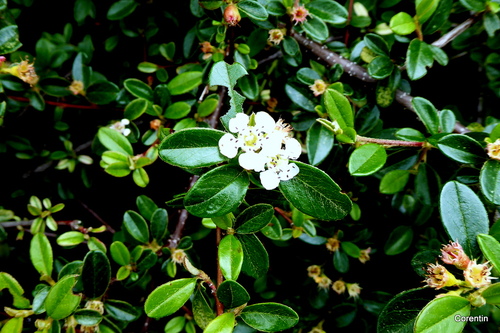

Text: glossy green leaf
xmin=439 ymin=109 xmax=456 ymax=133
xmin=124 ymin=98 xmax=148 ymax=120
xmin=437 ymin=134 xmax=486 ymax=164
xmin=285 ymin=82 xmax=316 ymax=112
xmin=282 ymin=36 xmax=299 ymax=56
xmin=123 ymin=210 xmax=150 ymax=243
xmin=349 ymin=143 xmax=387 ymax=176
xmin=81 ymin=250 xmax=111 ymax=299
xmin=238 ymin=0 xmax=268 ymax=21
xmin=240 ymin=303 xmax=299 ymax=332
xmin=124 ymin=78 xmax=154 ymax=100
xmin=144 ymin=278 xmax=197 ymax=318
xmin=384 ymin=226 xmax=413 ymax=255
xmin=237 ymin=234 xmax=269 ymax=278
xmin=0 ymin=272 xmax=30 ymax=309
xmin=45 ymin=275 xmax=82 ymax=320
xmin=104 ymin=299 xmax=140 ymax=322
xmin=138 ymin=61 xmax=158 ymax=73
xmin=107 ymin=0 xmax=138 ymax=20
xmin=407 ymin=39 xmax=434 ymax=81
xmin=440 ymin=181 xmax=489 ymax=257
xmin=164 ymin=101 xmax=192 ymax=119
xmin=198 ymin=98 xmax=219 ymax=117
xmin=219 ymin=235 xmax=244 ymax=280
xmin=132 ymin=168 xmax=149 ymax=187
xmin=296 ymin=68 xmax=321 ymax=85
xmin=341 ymin=241 xmax=361 ymax=257
xmin=416 ymin=0 xmax=439 ymax=24
xmin=482 ymin=283 xmax=500 ymax=305
xmin=333 ymin=249 xmax=349 ymax=273
xmin=306 ymin=0 xmax=348 ymax=24
xmin=261 ymin=216 xmax=282 ymax=240
xmin=0 ymin=25 xmax=22 ymax=54
xmin=412 ymin=97 xmax=439 ymax=135
xmin=235 ymin=204 xmax=274 ymax=234
xmin=480 ymin=160 xmax=500 ymax=204
xmin=322 ymin=88 xmax=353 ymax=129
xmin=110 ymin=241 xmax=130 ymax=266
xmin=390 ymin=12 xmax=416 ymax=35
xmin=199 ymin=0 xmax=224 ymax=10
xmin=137 ymin=194 xmax=158 ymax=220
xmin=57 ymin=231 xmax=85 ymax=247
xmin=184 ymin=165 xmax=249 ymax=217
xmin=192 ymin=287 xmax=216 ymax=329
xmin=159 ymin=128 xmax=228 ymax=168
xmin=98 ymin=127 xmax=133 ymax=156
xmin=368 ymin=56 xmax=394 ymax=79
xmin=477 ymin=234 xmax=500 ymax=273
xmin=303 ymin=16 xmax=329 ymax=41
xmin=204 ymin=312 xmax=235 ymax=333
xmin=306 ymin=121 xmax=334 ymax=166
xmin=414 ymin=296 xmax=470 ymax=333
xmin=217 ymin=280 xmax=250 ymax=309
xmin=86 ymin=81 xmax=119 ymax=104
xmin=380 ymin=170 xmax=410 ymax=194
xmin=30 ymin=233 xmax=53 ymax=277
xmin=167 ymin=71 xmax=203 ymax=95
xmin=74 ymin=309 xmax=103 ymax=326
xmin=105 ymin=162 xmax=131 ymax=177
xmin=364 ymin=33 xmax=390 ymax=56
xmin=151 ymin=208 xmax=169 ymax=242
xmin=0 ymin=317 xmax=23 ymax=333
xmin=279 ymin=162 xmax=352 ymax=220
xmin=415 ymin=163 xmax=441 ymax=206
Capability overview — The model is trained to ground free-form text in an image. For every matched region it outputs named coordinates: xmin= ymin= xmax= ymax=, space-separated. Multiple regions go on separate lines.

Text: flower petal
xmin=239 ymin=152 xmax=268 ymax=171
xmin=219 ymin=133 xmax=239 ymax=158
xmin=260 ymin=169 xmax=280 ymax=190
xmin=284 ymin=137 xmax=301 ymax=159
xmin=254 ymin=111 xmax=276 ymax=133
xmin=229 ymin=113 xmax=249 ymax=133
xmin=280 ymin=162 xmax=299 ymax=180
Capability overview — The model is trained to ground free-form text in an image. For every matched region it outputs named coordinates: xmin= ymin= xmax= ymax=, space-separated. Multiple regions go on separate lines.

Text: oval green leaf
xmin=219 ymin=234 xmax=244 ymax=280
xmin=480 ymin=160 xmax=500 ymax=205
xmin=217 ymin=280 xmax=250 ymax=309
xmin=81 ymin=250 xmax=111 ymax=299
xmin=306 ymin=0 xmax=348 ymax=24
xmin=414 ymin=296 xmax=470 ymax=333
xmin=107 ymin=0 xmax=138 ymax=20
xmin=104 ymin=299 xmax=140 ymax=322
xmin=45 ymin=275 xmax=82 ymax=320
xmin=110 ymin=241 xmax=131 ymax=266
xmin=235 ymin=204 xmax=274 ymax=234
xmin=237 ymin=234 xmax=269 ymax=279
xmin=238 ymin=0 xmax=268 ymax=21
xmin=384 ymin=225 xmax=413 ymax=255
xmin=167 ymin=71 xmax=203 ymax=95
xmin=30 ymin=233 xmax=53 ymax=277
xmin=437 ymin=134 xmax=486 ymax=164
xmin=349 ymin=143 xmax=387 ymax=176
xmin=240 ymin=303 xmax=299 ymax=332
xmin=204 ymin=312 xmax=235 ymax=333
xmin=390 ymin=12 xmax=416 ymax=35
xmin=322 ymin=88 xmax=353 ymax=129
xmin=380 ymin=169 xmax=410 ymax=194
xmin=144 ymin=278 xmax=197 ymax=318
xmin=86 ymin=81 xmax=119 ymax=104
xmin=57 ymin=231 xmax=85 ymax=247
xmin=306 ymin=121 xmax=335 ymax=166
xmin=123 ymin=210 xmax=150 ymax=243
xmin=123 ymin=78 xmax=154 ymax=100
xmin=477 ymin=234 xmax=500 ymax=274
xmin=124 ymin=98 xmax=149 ymax=120
xmin=98 ymin=127 xmax=133 ymax=156
xmin=164 ymin=101 xmax=192 ymax=119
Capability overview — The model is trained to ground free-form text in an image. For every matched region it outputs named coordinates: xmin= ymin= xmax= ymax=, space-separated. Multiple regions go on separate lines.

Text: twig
xmin=356 ymin=135 xmax=426 ymax=147
xmin=431 ymin=17 xmax=479 ymax=49
xmin=207 ymin=86 xmax=228 ymax=129
xmin=78 ymin=200 xmax=116 ymax=233
xmin=274 ymin=207 xmax=293 ymax=225
xmin=168 ymin=175 xmax=199 ymax=249
xmin=1 ymin=219 xmax=81 ymax=228
xmin=7 ymin=95 xmax=123 ymax=111
xmin=215 ymin=226 xmax=224 ymax=316
xmin=258 ymin=50 xmax=283 ymax=66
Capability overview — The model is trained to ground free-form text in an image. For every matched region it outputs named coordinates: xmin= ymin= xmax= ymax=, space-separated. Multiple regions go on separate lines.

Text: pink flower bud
xmin=224 ymin=4 xmax=241 ymax=26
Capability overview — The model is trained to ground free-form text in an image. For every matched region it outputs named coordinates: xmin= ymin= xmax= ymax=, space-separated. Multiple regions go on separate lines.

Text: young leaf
xmin=150 ymin=208 xmax=169 ymax=242
xmin=98 ymin=127 xmax=133 ymax=156
xmin=411 ymin=97 xmax=439 ymax=135
xmin=107 ymin=0 xmax=138 ymax=20
xmin=124 ymin=98 xmax=149 ymax=120
xmin=279 ymin=161 xmax=352 ymax=221
xmin=302 ymin=16 xmax=329 ymax=41
xmin=167 ymin=71 xmax=203 ymax=95
xmin=305 ymin=0 xmax=348 ymax=24
xmin=322 ymin=88 xmax=353 ymax=129
xmin=406 ymin=39 xmax=434 ymax=81
xmin=415 ymin=0 xmax=439 ymax=24
xmin=192 ymin=286 xmax=216 ymax=329
xmin=204 ymin=312 xmax=236 ymax=333
xmin=237 ymin=0 xmax=268 ymax=21
xmin=482 ymin=283 xmax=500 ymax=305
xmin=123 ymin=78 xmax=154 ymax=100
xmin=440 ymin=181 xmax=489 ymax=257
xmin=144 ymin=278 xmax=197 ymax=318
xmin=123 ymin=210 xmax=150 ymax=243
xmin=480 ymin=160 xmax=500 ymax=204
xmin=240 ymin=303 xmax=299 ymax=332
xmin=30 ymin=233 xmax=53 ymax=277
xmin=104 ymin=299 xmax=140 ymax=322
xmin=0 ymin=317 xmax=23 ymax=333
xmin=74 ymin=309 xmax=103 ymax=326
xmin=218 ymin=234 xmax=244 ymax=280
xmin=477 ymin=234 xmax=500 ymax=273
xmin=437 ymin=134 xmax=486 ymax=164
xmin=45 ymin=275 xmax=82 ymax=320
xmin=384 ymin=226 xmax=413 ymax=255
xmin=110 ymin=241 xmax=131 ymax=266
xmin=348 ymin=143 xmax=387 ymax=176
xmin=0 ymin=272 xmax=31 ymax=309
xmin=306 ymin=121 xmax=334 ymax=166
xmin=379 ymin=169 xmax=410 ymax=194
xmin=390 ymin=12 xmax=416 ymax=35
xmin=414 ymin=296 xmax=470 ymax=333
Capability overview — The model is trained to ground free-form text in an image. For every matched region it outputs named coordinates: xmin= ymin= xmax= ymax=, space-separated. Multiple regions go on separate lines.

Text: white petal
xmin=121 ymin=119 xmax=130 ymax=125
xmin=122 ymin=128 xmax=131 ymax=136
xmin=280 ymin=163 xmax=299 ymax=180
xmin=239 ymin=152 xmax=268 ymax=171
xmin=219 ymin=133 xmax=239 ymax=158
xmin=229 ymin=113 xmax=249 ymax=133
xmin=260 ymin=169 xmax=280 ymax=190
xmin=254 ymin=112 xmax=276 ymax=133
xmin=284 ymin=137 xmax=301 ymax=159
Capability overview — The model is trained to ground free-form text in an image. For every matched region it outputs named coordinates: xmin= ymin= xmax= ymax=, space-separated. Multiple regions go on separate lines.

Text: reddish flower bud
xmin=224 ymin=4 xmax=241 ymax=26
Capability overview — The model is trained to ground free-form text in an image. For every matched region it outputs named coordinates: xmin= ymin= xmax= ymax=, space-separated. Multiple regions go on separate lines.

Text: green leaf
xmin=184 ymin=165 xmax=249 ymax=218
xmin=208 ymin=62 xmax=247 ymax=129
xmin=439 ymin=109 xmax=456 ymax=133
xmin=302 ymin=16 xmax=329 ymax=41
xmin=412 ymin=97 xmax=439 ymax=135
xmin=481 ymin=160 xmax=500 ymax=205
xmin=124 ymin=98 xmax=149 ymax=120
xmin=219 ymin=235 xmax=244 ymax=280
xmin=384 ymin=226 xmax=413 ymax=255
xmin=333 ymin=249 xmax=349 ymax=273
xmin=133 ymin=168 xmax=149 ymax=187
xmin=390 ymin=12 xmax=416 ymax=35
xmin=237 ymin=234 xmax=269 ymax=278
xmin=235 ymin=204 xmax=274 ymax=234
xmin=104 ymin=299 xmax=140 ymax=322
xmin=151 ymin=208 xmax=169 ymax=242
xmin=136 ymin=195 xmax=158 ymax=220
xmin=124 ymin=78 xmax=154 ymax=100
xmin=123 ymin=210 xmax=150 ymax=243
xmin=107 ymin=0 xmax=138 ymax=20
xmin=415 ymin=163 xmax=441 ymax=206
xmin=138 ymin=61 xmax=158 ymax=73
xmin=437 ymin=134 xmax=486 ymax=164
xmin=368 ymin=56 xmax=394 ymax=79
xmin=164 ymin=101 xmax=192 ymax=119
xmin=306 ymin=0 xmax=348 ymax=24
xmin=285 ymin=83 xmax=316 ymax=112
xmin=380 ymin=169 xmax=410 ymax=194
xmin=199 ymin=0 xmax=224 ymax=10
xmin=279 ymin=161 xmax=352 ymax=221
xmin=57 ymin=231 xmax=85 ymax=247
xmin=0 ymin=272 xmax=31 ymax=309
xmin=459 ymin=0 xmax=487 ymax=11
xmin=364 ymin=33 xmax=390 ymax=56
xmin=144 ymin=278 xmax=197 ymax=318
xmin=377 ymin=288 xmax=439 ymax=333
xmin=167 ymin=71 xmax=203 ymax=95
xmin=192 ymin=287 xmax=216 ymax=329
xmin=322 ymin=88 xmax=353 ymax=129
xmin=30 ymin=233 xmax=53 ymax=277
xmin=110 ymin=241 xmax=131 ymax=266
xmin=217 ymin=280 xmax=250 ymax=309
xmin=204 ymin=312 xmax=235 ymax=333
xmin=414 ymin=296 xmax=470 ymax=333
xmin=74 ymin=309 xmax=103 ymax=326
xmin=238 ymin=0 xmax=268 ymax=21
xmin=45 ymin=275 xmax=82 ymax=320
xmin=407 ymin=39 xmax=434 ymax=81
xmin=0 ymin=318 xmax=23 ymax=333
xmin=98 ymin=127 xmax=133 ymax=156
xmin=86 ymin=81 xmax=119 ymax=104
xmin=349 ymin=143 xmax=387 ymax=176
xmin=74 ymin=0 xmax=96 ymax=25
xmin=296 ymin=68 xmax=321 ymax=85
xmin=440 ymin=181 xmax=489 ymax=257
xmin=105 ymin=162 xmax=131 ymax=177
xmin=81 ymin=250 xmax=111 ymax=299
xmin=0 ymin=25 xmax=22 ymax=54
xmin=306 ymin=121 xmax=335 ymax=166
xmin=477 ymin=234 xmax=500 ymax=274
xmin=416 ymin=0 xmax=439 ymax=24
xmin=482 ymin=283 xmax=500 ymax=305
xmin=240 ymin=303 xmax=299 ymax=332
xmin=198 ymin=98 xmax=219 ymax=117
xmin=159 ymin=128 xmax=228 ymax=168
xmin=341 ymin=241 xmax=361 ymax=257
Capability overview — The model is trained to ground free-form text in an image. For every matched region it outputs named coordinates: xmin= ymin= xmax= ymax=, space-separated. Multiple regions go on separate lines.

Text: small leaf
xmin=234 ymin=204 xmax=275 ymax=234
xmin=144 ymin=278 xmax=197 ymax=318
xmin=30 ymin=233 xmax=53 ymax=277
xmin=86 ymin=81 xmax=119 ymax=104
xmin=364 ymin=33 xmax=390 ymax=56
xmin=167 ymin=71 xmax=203 ymax=95
xmin=98 ymin=127 xmax=133 ymax=156
xmin=151 ymin=208 xmax=169 ymax=242
xmin=477 ymin=234 xmax=500 ymax=274
xmin=104 ymin=299 xmax=140 ymax=322
xmin=390 ymin=12 xmax=416 ymax=35
xmin=414 ymin=296 xmax=470 ymax=333
xmin=81 ymin=250 xmax=111 ymax=299
xmin=57 ymin=231 xmax=85 ymax=247
xmin=349 ymin=143 xmax=387 ymax=176
xmin=123 ymin=210 xmax=150 ymax=243
xmin=368 ymin=56 xmax=394 ymax=79
xmin=306 ymin=0 xmax=348 ymax=24
xmin=238 ymin=0 xmax=268 ymax=21
xmin=45 ymin=275 xmax=82 ymax=320
xmin=480 ymin=160 xmax=500 ymax=205
xmin=412 ymin=97 xmax=439 ymax=135
xmin=217 ymin=280 xmax=250 ymax=309
xmin=240 ymin=303 xmax=299 ymax=332
xmin=482 ymin=283 xmax=500 ymax=305
xmin=306 ymin=121 xmax=335 ymax=166
xmin=437 ymin=134 xmax=486 ymax=164
xmin=406 ymin=39 xmax=434 ymax=81
xmin=74 ymin=309 xmax=103 ymax=326
xmin=124 ymin=98 xmax=149 ymax=120
xmin=237 ymin=234 xmax=269 ymax=279
xmin=416 ymin=0 xmax=439 ymax=24
xmin=380 ymin=170 xmax=410 ymax=194
xmin=0 ymin=272 xmax=31 ymax=309
xmin=107 ymin=0 xmax=138 ymax=20
xmin=322 ymin=88 xmax=353 ymax=129
xmin=285 ymin=82 xmax=316 ymax=112
xmin=219 ymin=235 xmax=244 ymax=280
xmin=384 ymin=226 xmax=413 ymax=255
xmin=204 ymin=312 xmax=235 ymax=333
xmin=192 ymin=287 xmax=216 ymax=329
xmin=164 ymin=101 xmax=192 ymax=119
xmin=302 ymin=16 xmax=329 ymax=41
xmin=124 ymin=78 xmax=154 ymax=100
xmin=110 ymin=241 xmax=131 ymax=266
xmin=0 ymin=25 xmax=22 ymax=54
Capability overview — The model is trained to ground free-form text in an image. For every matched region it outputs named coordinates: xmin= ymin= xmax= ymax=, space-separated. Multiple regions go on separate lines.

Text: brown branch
xmin=274 ymin=207 xmax=293 ymax=225
xmin=78 ymin=200 xmax=116 ymax=233
xmin=168 ymin=175 xmax=199 ymax=249
xmin=431 ymin=17 xmax=479 ymax=49
xmin=1 ymin=219 xmax=81 ymax=228
xmin=7 ymin=95 xmax=123 ymax=111
xmin=356 ymin=135 xmax=426 ymax=147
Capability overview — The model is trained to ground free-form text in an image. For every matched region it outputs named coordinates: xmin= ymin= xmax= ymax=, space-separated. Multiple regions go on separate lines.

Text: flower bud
xmin=424 ymin=263 xmax=460 ymax=289
xmin=224 ymin=4 xmax=241 ymax=26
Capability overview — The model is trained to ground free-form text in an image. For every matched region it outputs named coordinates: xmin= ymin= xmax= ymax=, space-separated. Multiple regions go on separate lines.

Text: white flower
xmin=110 ymin=119 xmax=131 ymax=136
xmin=259 ymin=155 xmax=299 ymax=190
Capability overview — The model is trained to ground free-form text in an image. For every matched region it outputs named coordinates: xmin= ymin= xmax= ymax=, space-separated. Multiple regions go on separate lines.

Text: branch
xmin=356 ymin=135 xmax=426 ymax=147
xmin=8 ymin=95 xmax=123 ymax=111
xmin=431 ymin=16 xmax=479 ymax=49
xmin=78 ymin=200 xmax=116 ymax=233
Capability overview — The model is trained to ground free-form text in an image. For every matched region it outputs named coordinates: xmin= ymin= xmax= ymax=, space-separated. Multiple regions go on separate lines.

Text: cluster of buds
xmin=307 ymin=265 xmax=362 ymax=299
xmin=424 ymin=241 xmax=496 ymax=291
xmin=218 ymin=112 xmax=301 ymax=190
xmin=325 ymin=232 xmax=371 ymax=264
